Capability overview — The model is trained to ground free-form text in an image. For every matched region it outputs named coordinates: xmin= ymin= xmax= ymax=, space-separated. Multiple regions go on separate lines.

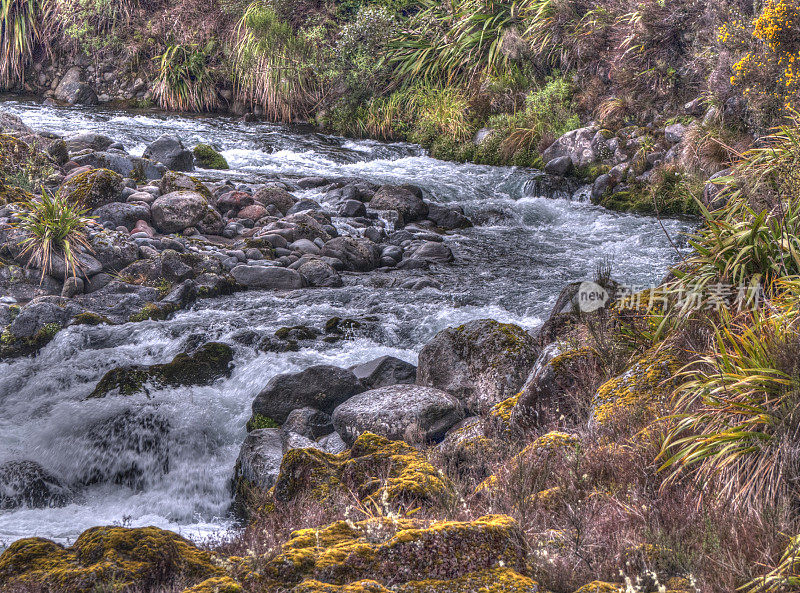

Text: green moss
xmin=129 ymin=302 xmax=178 ymax=323
xmin=246 ymin=413 xmax=280 ymax=432
xmin=58 ymin=168 xmax=123 ymax=209
xmin=71 ymin=312 xmax=113 ymax=326
xmin=181 ymin=576 xmax=242 ymax=593
xmin=0 ymin=322 xmax=63 ymax=359
xmin=193 ymin=144 xmax=229 ymax=170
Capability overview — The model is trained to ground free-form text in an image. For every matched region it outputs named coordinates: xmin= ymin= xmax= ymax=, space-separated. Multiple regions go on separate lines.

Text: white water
xmin=0 ymin=100 xmax=695 ymax=547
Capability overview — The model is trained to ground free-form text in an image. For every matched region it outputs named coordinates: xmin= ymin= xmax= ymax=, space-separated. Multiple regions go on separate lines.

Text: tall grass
xmin=0 ymin=0 xmax=47 ymax=89
xmin=153 ymin=42 xmax=218 ymax=112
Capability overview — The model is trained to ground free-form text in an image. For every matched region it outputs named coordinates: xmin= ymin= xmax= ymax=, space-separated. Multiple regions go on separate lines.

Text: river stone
xmin=542 ymin=126 xmax=599 ymax=168
xmin=59 ymin=168 xmax=124 ymax=209
xmin=159 ymin=171 xmax=212 ymax=201
xmin=54 ymin=67 xmax=98 ymax=105
xmin=425 ymin=203 xmax=472 ymax=230
xmin=234 ymin=428 xmax=284 ymax=492
xmin=253 ymin=186 xmax=296 ymax=214
xmin=251 ymin=364 xmax=364 ymax=424
xmin=231 ymin=265 xmax=305 ymax=289
xmin=93 ymin=202 xmax=150 ymax=230
xmin=151 ymin=191 xmax=209 ymax=233
xmin=197 ymin=206 xmax=225 ymax=236
xmin=283 ymin=407 xmax=334 ymax=439
xmin=47 ymin=251 xmax=104 ymax=282
xmin=370 ymin=185 xmax=428 ymax=224
xmin=238 ymin=204 xmax=268 ymax=222
xmin=143 ymin=134 xmax=194 ymax=172
xmin=8 ymin=301 xmax=72 ymax=339
xmin=332 ymin=384 xmax=463 ymax=446
xmin=88 ymin=231 xmax=138 ymax=272
xmin=297 ymin=259 xmax=342 ymax=288
xmin=416 ymin=319 xmax=539 ymax=413
xmin=351 ymin=355 xmax=417 ymax=390
xmin=71 ymin=151 xmax=166 ymax=180
xmin=401 ymin=241 xmax=454 ymax=266
xmin=320 ymin=237 xmax=379 ymax=272
xmin=217 ymin=191 xmax=253 ymax=214
xmin=0 ymin=460 xmax=69 ymax=510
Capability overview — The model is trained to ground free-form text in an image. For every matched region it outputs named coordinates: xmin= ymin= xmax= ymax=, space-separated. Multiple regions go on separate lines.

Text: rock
xmin=400 ymin=241 xmax=454 ymax=266
xmin=592 ymin=173 xmax=615 ymax=201
xmin=318 ymin=431 xmax=347 ymax=454
xmin=197 ymin=206 xmax=224 ymax=236
xmin=46 ymin=251 xmax=103 ymax=282
xmin=339 ymin=199 xmax=366 ymax=217
xmin=89 ymin=230 xmax=139 ymax=272
xmin=71 ymin=152 xmax=166 ymax=180
xmin=284 ymin=407 xmax=334 ymax=439
xmin=64 ymin=131 xmax=113 ymax=152
xmin=151 ymin=191 xmax=210 ymax=233
xmin=234 ymin=428 xmax=284 ymax=493
xmin=0 ymin=111 xmax=33 ymax=135
xmin=351 ymin=355 xmax=417 ymax=389
xmin=544 ymin=155 xmax=574 ymax=176
xmin=665 ymin=122 xmax=687 ymax=144
xmin=297 ymin=259 xmax=342 ymax=288
xmin=54 ymin=67 xmax=98 ymax=105
xmin=253 ymin=186 xmax=296 ymax=214
xmin=58 ymin=168 xmax=124 ymax=209
xmin=370 ymin=185 xmax=429 ymax=224
xmin=231 ymin=265 xmax=305 ymax=289
xmin=237 ymin=203 xmax=268 ymax=222
xmin=296 ymin=176 xmax=327 ymax=189
xmin=61 ymin=276 xmax=84 ymax=297
xmin=159 ymin=171 xmax=212 ymax=200
xmin=193 ymin=143 xmax=229 ymax=169
xmin=0 ymin=525 xmax=223 ymax=592
xmin=217 ymin=191 xmax=253 ymax=214
xmin=523 ymin=172 xmax=582 ymax=200
xmin=72 ymin=281 xmax=159 ymax=324
xmin=92 ymin=202 xmax=150 ymax=230
xmin=320 ymin=237 xmax=379 ymax=272
xmin=333 ymin=384 xmax=462 ymax=446
xmin=426 ymin=203 xmax=472 ymax=230
xmin=143 ymin=134 xmax=194 ymax=172
xmin=8 ymin=301 xmax=71 ymax=339
xmin=251 ymin=364 xmax=363 ymax=425
xmin=88 ymin=342 xmax=234 ymax=398
xmin=287 ymin=199 xmax=321 ymax=215
xmin=417 ymin=319 xmax=539 ymax=413
xmin=542 ymin=126 xmax=599 ymax=168
xmin=0 ymin=460 xmax=69 ymax=510
xmin=473 ymin=127 xmax=495 ymax=145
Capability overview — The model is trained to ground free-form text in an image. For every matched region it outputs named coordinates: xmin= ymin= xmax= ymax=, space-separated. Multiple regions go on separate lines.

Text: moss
xmin=193 ymin=144 xmax=230 ymax=170
xmin=0 ymin=526 xmax=223 ymax=592
xmin=0 ymin=322 xmax=62 ymax=359
xmin=395 ymin=568 xmax=541 ymax=592
xmin=489 ymin=392 xmax=521 ymax=425
xmin=182 ymin=576 xmax=242 ymax=593
xmin=71 ymin=312 xmax=113 ymax=326
xmin=292 ymin=580 xmax=390 ymax=592
xmin=573 ymin=582 xmax=622 ymax=593
xmin=58 ymin=168 xmax=123 ymax=209
xmin=275 ymin=325 xmax=319 ymax=340
xmin=89 ymin=342 xmax=234 ymax=398
xmin=246 ymin=413 xmax=280 ymax=432
xmin=129 ymin=302 xmax=178 ymax=322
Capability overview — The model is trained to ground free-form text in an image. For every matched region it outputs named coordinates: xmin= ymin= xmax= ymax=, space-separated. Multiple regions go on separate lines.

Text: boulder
xmin=142 ymin=134 xmax=194 ymax=172
xmin=251 ymin=364 xmax=363 ymax=424
xmin=253 ymin=186 xmax=296 ymax=214
xmin=416 ymin=319 xmax=539 ymax=413
xmin=59 ymin=168 xmax=124 ymax=209
xmin=89 ymin=231 xmax=140 ymax=272
xmin=237 ymin=204 xmax=268 ymax=222
xmin=72 ymin=151 xmax=166 ymax=181
xmin=370 ymin=185 xmax=429 ymax=224
xmin=401 ymin=241 xmax=454 ymax=266
xmin=0 ymin=460 xmax=69 ymax=510
xmin=54 ymin=67 xmax=98 ymax=105
xmin=297 ymin=259 xmax=343 ymax=288
xmin=332 ymin=384 xmax=463 ymax=445
xmin=320 ymin=237 xmax=380 ymax=272
xmin=159 ymin=171 xmax=212 ymax=200
xmin=192 ymin=144 xmax=229 ymax=169
xmin=231 ymin=265 xmax=305 ymax=289
xmin=544 ymin=155 xmax=574 ymax=176
xmin=216 ymin=191 xmax=253 ymax=214
xmin=665 ymin=122 xmax=687 ymax=144
xmin=151 ymin=191 xmax=210 ymax=233
xmin=92 ymin=202 xmax=150 ymax=230
xmin=233 ymin=428 xmax=284 ymax=493
xmin=351 ymin=355 xmax=417 ymax=389
xmin=542 ymin=126 xmax=600 ymax=168
xmin=426 ymin=203 xmax=472 ymax=230
xmin=283 ymin=407 xmax=334 ymax=439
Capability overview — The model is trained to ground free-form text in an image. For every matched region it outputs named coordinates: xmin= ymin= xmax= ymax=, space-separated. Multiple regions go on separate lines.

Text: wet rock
xmin=417 ymin=319 xmax=539 ymax=413
xmin=332 ymin=384 xmax=463 ymax=445
xmin=0 ymin=460 xmax=69 ymax=510
xmin=54 ymin=67 xmax=98 ymax=105
xmin=320 ymin=236 xmax=380 ymax=272
xmin=143 ymin=134 xmax=194 ymax=172
xmin=73 ymin=281 xmax=159 ymax=323
xmin=7 ymin=301 xmax=72 ymax=339
xmin=297 ymin=259 xmax=342 ymax=288
xmin=231 ymin=265 xmax=305 ymax=289
xmin=370 ymin=185 xmax=429 ymax=224
xmin=426 ymin=203 xmax=472 ymax=230
xmin=284 ymin=407 xmax=334 ymax=439
xmin=253 ymin=186 xmax=296 ymax=214
xmin=88 ymin=342 xmax=234 ymax=398
xmin=193 ymin=143 xmax=229 ymax=170
xmin=351 ymin=355 xmax=417 ymax=390
xmin=544 ymin=155 xmax=574 ymax=176
xmin=93 ymin=202 xmax=150 ymax=230
xmin=71 ymin=151 xmax=166 ymax=180
xmin=339 ymin=199 xmax=366 ymax=217
xmin=400 ymin=241 xmax=454 ymax=267
xmin=151 ymin=191 xmax=210 ymax=233
xmin=297 ymin=176 xmax=327 ymax=189
xmin=251 ymin=364 xmax=363 ymax=424
xmin=234 ymin=428 xmax=284 ymax=492
xmin=59 ymin=168 xmax=124 ymax=209
xmin=237 ymin=203 xmax=268 ymax=222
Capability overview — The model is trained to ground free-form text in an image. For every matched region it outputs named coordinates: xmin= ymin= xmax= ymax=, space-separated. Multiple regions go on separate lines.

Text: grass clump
xmin=0 ymin=0 xmax=47 ymax=88
xmin=154 ymin=42 xmax=219 ymax=112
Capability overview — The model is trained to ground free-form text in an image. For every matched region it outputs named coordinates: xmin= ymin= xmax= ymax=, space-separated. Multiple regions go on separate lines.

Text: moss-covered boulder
xmin=416 ymin=319 xmax=539 ymax=414
xmin=0 ymin=526 xmax=224 ymax=592
xmin=261 ymin=515 xmax=528 ymax=587
xmin=193 ymin=144 xmax=230 ymax=170
xmin=89 ymin=342 xmax=234 ymax=398
xmin=182 ymin=576 xmax=242 ymax=593
xmin=58 ymin=168 xmax=124 ymax=209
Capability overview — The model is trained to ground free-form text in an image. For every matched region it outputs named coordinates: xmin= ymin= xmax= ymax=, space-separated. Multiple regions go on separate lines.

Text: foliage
xmin=0 ymin=0 xmax=47 ymax=88
xmin=12 ymin=192 xmax=96 ymax=280
xmin=154 ymin=42 xmax=218 ymax=112
xmin=747 ymin=533 xmax=800 ymax=593
xmin=50 ymin=0 xmax=133 ymax=53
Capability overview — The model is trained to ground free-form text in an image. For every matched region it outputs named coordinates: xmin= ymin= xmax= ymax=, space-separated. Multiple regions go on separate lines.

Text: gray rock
xmin=400 ymin=241 xmax=454 ymax=267
xmin=8 ymin=301 xmax=72 ymax=339
xmin=89 ymin=231 xmax=139 ymax=272
xmin=231 ymin=265 xmax=305 ymax=290
xmin=542 ymin=126 xmax=599 ymax=168
xmin=252 ymin=364 xmax=364 ymax=424
xmin=351 ymin=355 xmax=417 ymax=389
xmin=665 ymin=123 xmax=687 ymax=144
xmin=61 ymin=276 xmax=84 ymax=297
xmin=64 ymin=131 xmax=113 ymax=152
xmin=253 ymin=186 xmax=296 ymax=215
xmin=370 ymin=185 xmax=429 ymax=224
xmin=151 ymin=191 xmax=209 ymax=233
xmin=72 ymin=151 xmax=166 ymax=180
xmin=297 ymin=259 xmax=342 ymax=288
xmin=143 ymin=134 xmax=194 ymax=172
xmin=234 ymin=428 xmax=284 ymax=492
xmin=93 ymin=202 xmax=150 ymax=231
xmin=287 ymin=199 xmax=321 ymax=215
xmin=416 ymin=319 xmax=539 ymax=413
xmin=332 ymin=384 xmax=463 ymax=446
xmin=0 ymin=461 xmax=69 ymax=510
xmin=544 ymin=156 xmax=574 ymax=176
xmin=339 ymin=200 xmax=366 ymax=218
xmin=318 ymin=431 xmax=347 ymax=454
xmin=320 ymin=237 xmax=379 ymax=272
xmin=283 ymin=407 xmax=334 ymax=439
xmin=54 ymin=67 xmax=98 ymax=105
xmin=425 ymin=204 xmax=471 ymax=230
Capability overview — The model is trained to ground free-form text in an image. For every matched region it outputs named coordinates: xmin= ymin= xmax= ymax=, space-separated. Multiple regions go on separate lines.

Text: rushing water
xmin=0 ymin=99 xmax=695 ymax=547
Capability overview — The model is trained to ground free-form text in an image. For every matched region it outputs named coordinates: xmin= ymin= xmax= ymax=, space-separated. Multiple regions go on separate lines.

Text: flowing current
xmin=0 ymin=100 xmax=694 ymax=547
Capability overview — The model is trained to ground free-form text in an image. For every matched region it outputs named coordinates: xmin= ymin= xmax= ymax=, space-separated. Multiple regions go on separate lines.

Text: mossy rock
xmin=193 ymin=144 xmax=229 ymax=170
xmin=71 ymin=311 xmax=113 ymax=326
xmin=182 ymin=576 xmax=242 ymax=593
xmin=58 ymin=168 xmax=124 ymax=209
xmin=160 ymin=171 xmax=214 ymax=202
xmin=88 ymin=342 xmax=234 ymax=398
xmin=246 ymin=413 xmax=280 ymax=432
xmin=0 ymin=322 xmax=62 ymax=359
xmin=262 ymin=515 xmax=528 ymax=587
xmin=270 ymin=433 xmax=455 ymax=510
xmin=0 ymin=525 xmax=224 ymax=592
xmin=573 ymin=582 xmax=622 ymax=593
xmin=129 ymin=301 xmax=178 ymax=322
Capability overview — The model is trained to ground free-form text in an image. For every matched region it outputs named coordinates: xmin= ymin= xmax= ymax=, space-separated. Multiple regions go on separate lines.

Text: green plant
xmin=0 ymin=0 xmax=47 ymax=88
xmin=12 ymin=192 xmax=96 ymax=281
xmin=746 ymin=533 xmax=800 ymax=593
xmin=154 ymin=42 xmax=218 ymax=112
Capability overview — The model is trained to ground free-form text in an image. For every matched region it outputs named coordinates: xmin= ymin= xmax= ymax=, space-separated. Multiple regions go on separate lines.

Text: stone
xmin=61 ymin=276 xmax=84 ymax=297
xmin=143 ymin=134 xmax=194 ymax=172
xmin=58 ymin=168 xmax=124 ymax=209
xmin=332 ymin=384 xmax=463 ymax=445
xmin=416 ymin=319 xmax=539 ymax=413
xmin=231 ymin=265 xmax=305 ymax=289
xmin=0 ymin=460 xmax=69 ymax=510
xmin=370 ymin=185 xmax=428 ymax=224
xmin=192 ymin=144 xmax=229 ymax=169
xmin=544 ymin=155 xmax=574 ymax=176
xmin=284 ymin=407 xmax=334 ymax=439
xmin=320 ymin=237 xmax=380 ymax=272
xmin=71 ymin=152 xmax=166 ymax=180
xmin=92 ymin=202 xmax=150 ymax=230
xmin=54 ymin=67 xmax=98 ymax=105
xmin=251 ymin=364 xmax=363 ymax=424
xmin=217 ymin=191 xmax=253 ymax=214
xmin=542 ymin=126 xmax=600 ymax=168
xmin=426 ymin=203 xmax=472 ymax=230
xmin=234 ymin=428 xmax=284 ymax=493
xmin=351 ymin=355 xmax=417 ymax=390
xmin=237 ymin=204 xmax=268 ymax=222
xmin=253 ymin=186 xmax=296 ymax=214
xmin=297 ymin=259 xmax=342 ymax=288
xmin=665 ymin=122 xmax=687 ymax=144
xmin=151 ymin=191 xmax=209 ymax=233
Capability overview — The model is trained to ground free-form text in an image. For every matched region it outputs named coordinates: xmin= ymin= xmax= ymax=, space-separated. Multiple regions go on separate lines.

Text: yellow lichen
xmin=182 ymin=576 xmax=243 ymax=593
xmin=572 ymin=582 xmax=622 ymax=593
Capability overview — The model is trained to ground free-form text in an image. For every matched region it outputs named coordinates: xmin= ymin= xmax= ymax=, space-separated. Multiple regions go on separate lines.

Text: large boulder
xmin=416 ymin=319 xmax=539 ymax=413
xmin=54 ymin=67 xmax=98 ymax=105
xmin=351 ymin=355 xmax=417 ymax=390
xmin=370 ymin=185 xmax=429 ymax=224
xmin=253 ymin=186 xmax=297 ymax=215
xmin=72 ymin=151 xmax=166 ymax=180
xmin=92 ymin=202 xmax=150 ymax=230
xmin=151 ymin=191 xmax=210 ymax=233
xmin=89 ymin=231 xmax=139 ymax=273
xmin=192 ymin=144 xmax=229 ymax=169
xmin=251 ymin=365 xmax=363 ymax=425
xmin=59 ymin=168 xmax=124 ymax=209
xmin=333 ymin=384 xmax=462 ymax=445
xmin=542 ymin=126 xmax=601 ymax=168
xmin=320 ymin=237 xmax=380 ymax=272
xmin=426 ymin=203 xmax=472 ymax=230
xmin=297 ymin=259 xmax=343 ymax=288
xmin=142 ymin=134 xmax=194 ymax=172
xmin=0 ymin=460 xmax=69 ymax=510
xmin=231 ymin=265 xmax=305 ymax=290
xmin=233 ymin=428 xmax=285 ymax=493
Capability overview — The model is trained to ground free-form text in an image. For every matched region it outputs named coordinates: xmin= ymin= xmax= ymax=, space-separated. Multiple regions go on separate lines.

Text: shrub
xmin=0 ymin=0 xmax=47 ymax=88
xmin=154 ymin=42 xmax=218 ymax=112
xmin=12 ymin=192 xmax=96 ymax=281
xmin=50 ymin=0 xmax=133 ymax=53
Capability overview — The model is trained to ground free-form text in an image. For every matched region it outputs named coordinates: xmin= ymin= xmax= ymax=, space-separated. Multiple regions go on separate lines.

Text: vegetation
xmin=154 ymin=42 xmax=219 ymax=112
xmin=0 ymin=0 xmax=46 ymax=88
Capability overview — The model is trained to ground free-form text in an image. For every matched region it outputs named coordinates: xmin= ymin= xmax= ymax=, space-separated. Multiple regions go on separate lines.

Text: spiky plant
xmin=153 ymin=42 xmax=218 ymax=112
xmin=0 ymin=0 xmax=48 ymax=89
xmin=747 ymin=533 xmax=800 ymax=593
xmin=659 ymin=286 xmax=800 ymax=508
xmin=13 ymin=192 xmax=96 ymax=281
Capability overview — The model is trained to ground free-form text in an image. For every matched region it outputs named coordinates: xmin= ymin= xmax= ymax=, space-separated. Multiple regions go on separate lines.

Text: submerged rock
xmin=0 ymin=460 xmax=69 ymax=510
xmin=143 ymin=134 xmax=194 ymax=172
